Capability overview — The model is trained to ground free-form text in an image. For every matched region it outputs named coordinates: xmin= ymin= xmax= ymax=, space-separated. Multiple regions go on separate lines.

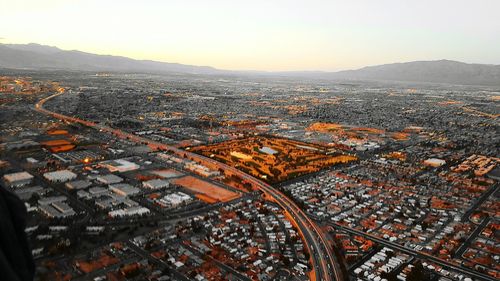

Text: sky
xmin=1 ymin=0 xmax=499 ymax=71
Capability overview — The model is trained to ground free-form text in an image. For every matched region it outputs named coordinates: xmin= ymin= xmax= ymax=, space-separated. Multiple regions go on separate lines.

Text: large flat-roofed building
xmin=43 ymin=170 xmax=77 ymax=183
xmin=52 ymin=201 xmax=75 ymax=215
xmin=143 ymin=179 xmax=169 ymax=190
xmin=157 ymin=191 xmax=192 ymax=208
xmin=37 ymin=195 xmax=76 ymax=218
xmin=3 ymin=171 xmax=34 ymax=187
xmin=109 ymin=183 xmax=140 ymax=196
xmin=15 ymin=186 xmax=45 ymax=200
xmin=423 ymin=158 xmax=446 ymax=167
xmin=96 ymin=174 xmax=123 ymax=185
xmin=3 ymin=139 xmax=40 ymax=151
xmin=101 ymin=159 xmax=140 ymax=173
xmin=65 ymin=180 xmax=92 ymax=190
xmin=39 ymin=203 xmax=75 ymax=218
xmin=88 ymin=186 xmax=108 ymax=196
xmin=38 ymin=195 xmax=67 ymax=205
xmin=108 ymin=206 xmax=150 ymax=218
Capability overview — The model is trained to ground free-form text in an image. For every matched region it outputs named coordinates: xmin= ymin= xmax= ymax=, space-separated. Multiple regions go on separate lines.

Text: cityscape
xmin=1 ymin=70 xmax=498 ymax=281
xmin=1 ymin=1 xmax=499 ymax=281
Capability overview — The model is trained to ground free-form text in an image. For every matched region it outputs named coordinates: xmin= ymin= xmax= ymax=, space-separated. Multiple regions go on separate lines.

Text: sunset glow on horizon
xmin=1 ymin=0 xmax=499 ymax=71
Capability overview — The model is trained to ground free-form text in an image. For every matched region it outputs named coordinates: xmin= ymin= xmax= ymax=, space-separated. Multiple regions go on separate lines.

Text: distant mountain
xmin=0 ymin=43 xmax=219 ymax=74
xmin=1 ymin=43 xmax=500 ymax=86
xmin=327 ymin=60 xmax=500 ymax=86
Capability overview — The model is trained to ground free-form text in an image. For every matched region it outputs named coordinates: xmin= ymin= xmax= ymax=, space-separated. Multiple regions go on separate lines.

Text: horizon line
xmin=2 ymin=41 xmax=499 ymax=73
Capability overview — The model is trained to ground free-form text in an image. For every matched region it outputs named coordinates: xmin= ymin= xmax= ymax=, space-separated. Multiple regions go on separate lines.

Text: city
xmin=0 ymin=70 xmax=498 ymax=281
xmin=1 ymin=1 xmax=499 ymax=281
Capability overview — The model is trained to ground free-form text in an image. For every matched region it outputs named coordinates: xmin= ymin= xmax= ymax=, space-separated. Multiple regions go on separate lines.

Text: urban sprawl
xmin=0 ymin=71 xmax=498 ymax=281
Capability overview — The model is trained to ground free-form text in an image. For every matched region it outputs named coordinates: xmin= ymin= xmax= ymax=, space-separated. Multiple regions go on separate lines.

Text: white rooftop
xmin=43 ymin=170 xmax=77 ymax=182
xmin=3 ymin=171 xmax=34 ymax=183
xmin=101 ymin=159 xmax=140 ymax=172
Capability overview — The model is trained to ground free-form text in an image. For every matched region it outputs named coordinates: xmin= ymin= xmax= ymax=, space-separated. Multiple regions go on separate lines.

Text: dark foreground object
xmin=0 ymin=187 xmax=35 ymax=281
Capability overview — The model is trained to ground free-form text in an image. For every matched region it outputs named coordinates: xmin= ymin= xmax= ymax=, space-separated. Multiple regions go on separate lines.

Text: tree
xmin=407 ymin=261 xmax=428 ymax=281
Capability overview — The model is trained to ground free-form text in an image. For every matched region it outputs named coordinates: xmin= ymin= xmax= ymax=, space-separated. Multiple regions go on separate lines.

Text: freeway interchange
xmin=35 ymin=90 xmax=496 ymax=281
xmin=35 ymin=91 xmax=344 ymax=281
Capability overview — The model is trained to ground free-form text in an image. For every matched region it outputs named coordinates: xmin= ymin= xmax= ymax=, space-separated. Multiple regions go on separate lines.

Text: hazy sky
xmin=1 ymin=0 xmax=499 ymax=71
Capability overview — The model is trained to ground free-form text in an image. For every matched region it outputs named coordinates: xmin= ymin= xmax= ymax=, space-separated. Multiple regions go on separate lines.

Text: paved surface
xmin=454 ymin=217 xmax=491 ymax=258
xmin=329 ymin=222 xmax=497 ymax=281
xmin=35 ymin=91 xmax=344 ymax=281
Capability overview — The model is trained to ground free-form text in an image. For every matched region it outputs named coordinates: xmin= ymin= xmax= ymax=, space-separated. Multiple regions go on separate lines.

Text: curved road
xmin=35 ymin=91 xmax=343 ymax=281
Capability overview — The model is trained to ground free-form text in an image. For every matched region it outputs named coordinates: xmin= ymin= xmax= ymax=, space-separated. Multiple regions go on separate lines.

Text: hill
xmin=0 ymin=43 xmax=219 ymax=74
xmin=1 ymin=43 xmax=500 ymax=85
xmin=328 ymin=60 xmax=500 ymax=86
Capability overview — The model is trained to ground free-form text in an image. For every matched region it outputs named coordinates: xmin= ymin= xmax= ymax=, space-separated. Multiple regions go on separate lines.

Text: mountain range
xmin=0 ymin=43 xmax=218 ymax=75
xmin=1 ymin=43 xmax=500 ymax=86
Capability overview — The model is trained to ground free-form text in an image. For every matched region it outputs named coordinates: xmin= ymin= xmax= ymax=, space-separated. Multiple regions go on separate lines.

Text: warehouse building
xmin=101 ymin=158 xmax=140 ymax=173
xmin=3 ymin=171 xmax=34 ymax=187
xmin=96 ymin=174 xmax=123 ymax=185
xmin=65 ymin=180 xmax=92 ymax=190
xmin=110 ymin=183 xmax=140 ymax=196
xmin=143 ymin=179 xmax=169 ymax=190
xmin=43 ymin=170 xmax=77 ymax=183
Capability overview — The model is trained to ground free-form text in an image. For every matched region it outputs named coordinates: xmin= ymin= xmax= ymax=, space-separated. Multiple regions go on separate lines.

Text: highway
xmin=35 ymin=91 xmax=343 ymax=281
